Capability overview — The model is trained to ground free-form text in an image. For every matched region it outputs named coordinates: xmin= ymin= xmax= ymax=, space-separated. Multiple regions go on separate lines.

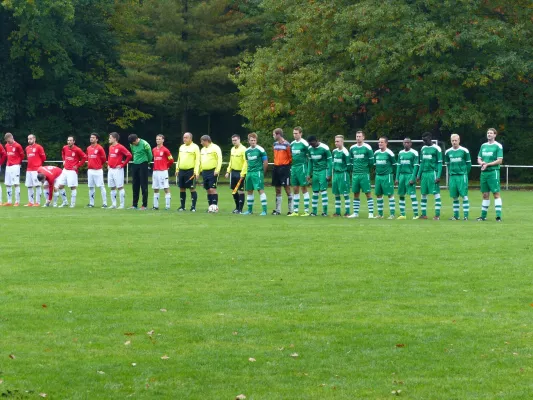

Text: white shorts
xmin=25 ymin=171 xmax=40 ymax=187
xmin=43 ymin=178 xmax=61 ymax=190
xmin=57 ymin=169 xmax=78 ymax=187
xmin=88 ymin=169 xmax=105 ymax=187
xmin=152 ymin=170 xmax=170 ymax=189
xmin=5 ymin=165 xmax=21 ymax=185
xmin=108 ymin=168 xmax=124 ymax=188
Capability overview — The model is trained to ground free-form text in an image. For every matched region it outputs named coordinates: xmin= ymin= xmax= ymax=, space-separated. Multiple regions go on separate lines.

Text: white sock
xmin=100 ymin=186 xmax=107 ymax=206
xmin=111 ymin=189 xmax=117 ymax=207
xmin=303 ymin=192 xmax=310 ymax=212
xmin=53 ymin=191 xmax=59 ymax=205
xmin=36 ymin=186 xmax=42 ymax=204
xmin=119 ymin=189 xmax=125 ymax=207
xmin=165 ymin=193 xmax=171 ymax=208
xmin=154 ymin=193 xmax=160 ymax=208
xmin=7 ymin=186 xmax=12 ymax=203
xmin=71 ymin=189 xmax=77 ymax=207
xmin=60 ymin=189 xmax=67 ymax=203
xmin=28 ymin=188 xmax=34 ymax=204
xmin=89 ymin=187 xmax=95 ymax=206
xmin=275 ymin=195 xmax=282 ymax=212
xmin=44 ymin=187 xmax=50 ymax=203
xmin=15 ymin=186 xmax=20 ymax=203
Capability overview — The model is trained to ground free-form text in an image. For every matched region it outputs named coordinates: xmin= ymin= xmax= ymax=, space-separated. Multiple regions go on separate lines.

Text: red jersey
xmin=86 ymin=144 xmax=106 ymax=170
xmin=37 ymin=166 xmax=63 ymax=201
xmin=62 ymin=145 xmax=87 ymax=171
xmin=25 ymin=144 xmax=47 ymax=171
xmin=0 ymin=144 xmax=6 ymax=165
xmin=107 ymin=144 xmax=132 ymax=168
xmin=152 ymin=146 xmax=174 ymax=171
xmin=6 ymin=141 xmax=25 ymax=166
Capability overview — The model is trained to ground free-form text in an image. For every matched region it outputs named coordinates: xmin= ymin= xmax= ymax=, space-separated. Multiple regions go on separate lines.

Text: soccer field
xmin=1 ymin=187 xmax=532 ymax=399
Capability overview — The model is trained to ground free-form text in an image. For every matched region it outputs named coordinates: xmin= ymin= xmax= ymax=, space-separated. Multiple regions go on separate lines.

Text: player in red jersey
xmin=37 ymin=166 xmax=63 ymax=207
xmin=107 ymin=132 xmax=132 ymax=209
xmin=24 ymin=134 xmax=47 ymax=207
xmin=2 ymin=132 xmax=25 ymax=206
xmin=58 ymin=136 xmax=87 ymax=208
xmin=0 ymin=143 xmax=6 ymax=205
xmin=86 ymin=133 xmax=107 ymax=208
xmin=151 ymin=134 xmax=174 ymax=210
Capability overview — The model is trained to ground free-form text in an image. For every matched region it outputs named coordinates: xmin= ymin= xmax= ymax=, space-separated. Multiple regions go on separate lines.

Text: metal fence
xmin=13 ymin=160 xmax=533 ymax=190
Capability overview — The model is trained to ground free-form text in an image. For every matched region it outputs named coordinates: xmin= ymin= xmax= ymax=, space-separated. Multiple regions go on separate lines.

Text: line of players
xmin=0 ymin=127 xmax=504 ymax=221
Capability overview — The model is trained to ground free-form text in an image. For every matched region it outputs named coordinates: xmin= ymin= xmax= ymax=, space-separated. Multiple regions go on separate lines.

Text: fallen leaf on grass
xmin=392 ymin=389 xmax=402 ymax=395
xmin=395 ymin=344 xmax=405 ymax=348
xmin=248 ymin=358 xmax=256 ymax=362
xmin=124 ymin=341 xmax=131 ymax=346
xmin=147 ymin=330 xmax=155 ymax=336
xmin=278 ymin=347 xmax=284 ymax=351
xmin=0 ymin=379 xmax=3 ymax=384
xmin=232 ymin=331 xmax=238 ymax=336
xmin=124 ymin=332 xmax=135 ymax=336
xmin=235 ymin=395 xmax=246 ymax=400
xmin=290 ymin=353 xmax=299 ymax=358
xmin=161 ymin=355 xmax=169 ymax=360
xmin=132 ymin=363 xmax=137 ymax=367
xmin=9 ymin=354 xmax=15 ymax=359
xmin=42 ymin=304 xmax=47 ymax=308
xmin=97 ymin=371 xmax=105 ymax=375
xmin=39 ymin=393 xmax=47 ymax=398
xmin=160 ymin=309 xmax=167 ymax=312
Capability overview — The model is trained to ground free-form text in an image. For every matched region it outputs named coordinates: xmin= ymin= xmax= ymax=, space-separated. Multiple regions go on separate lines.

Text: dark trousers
xmin=132 ymin=162 xmax=148 ymax=207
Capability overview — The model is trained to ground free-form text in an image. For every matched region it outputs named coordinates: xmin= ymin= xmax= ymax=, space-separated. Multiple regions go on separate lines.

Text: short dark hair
xmin=379 ymin=136 xmax=388 ymax=143
xmin=293 ymin=126 xmax=302 ymax=133
xmin=356 ymin=130 xmax=365 ymax=137
xmin=110 ymin=132 xmax=120 ymax=141
xmin=128 ymin=134 xmax=138 ymax=143
xmin=231 ymin=134 xmax=240 ymax=139
xmin=200 ymin=135 xmax=211 ymax=142
xmin=91 ymin=132 xmax=100 ymax=140
xmin=68 ymin=136 xmax=76 ymax=142
xmin=422 ymin=132 xmax=432 ymax=139
xmin=156 ymin=134 xmax=165 ymax=139
xmin=37 ymin=173 xmax=45 ymax=182
xmin=307 ymin=135 xmax=317 ymax=142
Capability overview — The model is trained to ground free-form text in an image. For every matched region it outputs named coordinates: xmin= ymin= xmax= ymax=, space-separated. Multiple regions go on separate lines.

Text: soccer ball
xmin=208 ymin=204 xmax=219 ymax=213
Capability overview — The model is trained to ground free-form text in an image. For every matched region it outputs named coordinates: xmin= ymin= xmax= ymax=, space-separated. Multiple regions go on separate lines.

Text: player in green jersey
xmin=331 ymin=135 xmax=351 ymax=216
xmin=445 ymin=134 xmax=471 ymax=220
xmin=307 ymin=136 xmax=332 ymax=216
xmin=395 ymin=138 xmax=419 ymax=219
xmin=242 ymin=132 xmax=268 ymax=215
xmin=347 ymin=131 xmax=375 ymax=218
xmin=476 ymin=128 xmax=503 ymax=222
xmin=288 ymin=126 xmax=311 ymax=216
xmin=416 ymin=132 xmax=443 ymax=220
xmin=373 ymin=136 xmax=396 ymax=219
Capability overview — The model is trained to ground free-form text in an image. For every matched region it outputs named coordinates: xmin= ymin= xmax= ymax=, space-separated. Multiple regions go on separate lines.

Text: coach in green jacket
xmin=128 ymin=134 xmax=153 ymax=209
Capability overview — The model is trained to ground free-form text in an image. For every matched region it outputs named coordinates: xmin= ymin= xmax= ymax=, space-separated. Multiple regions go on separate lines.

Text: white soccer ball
xmin=208 ymin=204 xmax=219 ymax=213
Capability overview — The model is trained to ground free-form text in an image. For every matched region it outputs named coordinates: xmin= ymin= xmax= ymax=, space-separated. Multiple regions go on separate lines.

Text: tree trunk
xmin=207 ymin=113 xmax=211 ymax=136
xmin=181 ymin=109 xmax=188 ymax=133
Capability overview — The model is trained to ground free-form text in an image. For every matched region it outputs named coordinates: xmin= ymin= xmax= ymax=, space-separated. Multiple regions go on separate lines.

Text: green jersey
xmin=478 ymin=141 xmax=503 ymax=171
xmin=130 ymin=138 xmax=153 ymax=164
xmin=308 ymin=143 xmax=332 ymax=177
xmin=332 ymin=147 xmax=350 ymax=173
xmin=396 ymin=149 xmax=419 ymax=180
xmin=290 ymin=139 xmax=310 ymax=167
xmin=418 ymin=144 xmax=443 ymax=177
xmin=245 ymin=145 xmax=267 ymax=172
xmin=445 ymin=146 xmax=472 ymax=175
xmin=374 ymin=149 xmax=396 ymax=175
xmin=349 ymin=143 xmax=374 ymax=174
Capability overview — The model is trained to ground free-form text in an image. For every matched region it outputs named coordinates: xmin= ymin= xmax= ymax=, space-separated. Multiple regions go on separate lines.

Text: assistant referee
xmin=175 ymin=132 xmax=200 ymax=212
xmin=200 ymin=135 xmax=223 ymax=211
xmin=225 ymin=134 xmax=247 ymax=213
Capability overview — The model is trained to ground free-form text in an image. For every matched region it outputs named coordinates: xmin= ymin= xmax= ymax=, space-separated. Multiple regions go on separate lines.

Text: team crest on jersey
xmin=72 ymin=152 xmax=75 ymax=156
xmin=160 ymin=152 xmax=163 ymax=156
xmin=94 ymin=150 xmax=98 ymax=154
xmin=33 ymin=149 xmax=36 ymax=153
xmin=115 ymin=149 xmax=119 ymax=153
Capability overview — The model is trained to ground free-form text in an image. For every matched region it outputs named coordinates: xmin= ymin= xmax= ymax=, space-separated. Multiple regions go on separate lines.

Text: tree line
xmin=0 ymin=1 xmax=531 ymax=178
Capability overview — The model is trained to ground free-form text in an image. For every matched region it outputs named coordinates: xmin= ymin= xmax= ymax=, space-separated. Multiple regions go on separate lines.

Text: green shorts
xmin=245 ymin=171 xmax=264 ymax=191
xmin=352 ymin=173 xmax=371 ymax=194
xmin=332 ymin=172 xmax=350 ymax=195
xmin=449 ymin=175 xmax=468 ymax=198
xmin=397 ymin=174 xmax=416 ymax=196
xmin=311 ymin=170 xmax=328 ymax=192
xmin=375 ymin=174 xmax=394 ymax=196
xmin=420 ymin=171 xmax=440 ymax=195
xmin=291 ymin=164 xmax=308 ymax=187
xmin=480 ymin=170 xmax=500 ymax=193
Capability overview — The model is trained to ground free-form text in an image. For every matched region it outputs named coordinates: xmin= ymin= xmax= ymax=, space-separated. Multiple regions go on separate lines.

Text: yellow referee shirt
xmin=177 ymin=143 xmax=200 ymax=175
xmin=227 ymin=144 xmax=248 ymax=175
xmin=200 ymin=143 xmax=223 ymax=173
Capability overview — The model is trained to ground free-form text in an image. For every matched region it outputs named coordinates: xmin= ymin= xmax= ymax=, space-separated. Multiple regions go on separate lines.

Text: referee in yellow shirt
xmin=225 ymin=134 xmax=247 ymax=213
xmin=175 ymin=132 xmax=200 ymax=212
xmin=200 ymin=135 xmax=223 ymax=211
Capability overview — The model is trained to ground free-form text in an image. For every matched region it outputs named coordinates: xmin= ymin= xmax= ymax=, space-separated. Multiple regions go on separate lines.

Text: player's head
xmin=450 ymin=133 xmax=460 ymax=148
xmin=109 ymin=132 xmax=119 ymax=145
xmin=4 ymin=132 xmax=14 ymax=144
xmin=422 ymin=132 xmax=432 ymax=146
xmin=67 ymin=136 xmax=75 ymax=147
xmin=231 ymin=134 xmax=240 ymax=146
xmin=272 ymin=128 xmax=283 ymax=141
xmin=128 ymin=134 xmax=139 ymax=145
xmin=248 ymin=132 xmax=258 ymax=147
xmin=90 ymin=133 xmax=99 ymax=144
xmin=156 ymin=134 xmax=164 ymax=146
xmin=183 ymin=132 xmax=192 ymax=144
xmin=378 ymin=136 xmax=388 ymax=150
xmin=293 ymin=126 xmax=303 ymax=141
xmin=334 ymin=135 xmax=344 ymax=149
xmin=356 ymin=130 xmax=365 ymax=145
xmin=486 ymin=128 xmax=497 ymax=141
xmin=308 ymin=136 xmax=318 ymax=148
xmin=28 ymin=134 xmax=36 ymax=145
xmin=403 ymin=137 xmax=412 ymax=151
xmin=200 ymin=135 xmax=211 ymax=147
xmin=37 ymin=173 xmax=46 ymax=183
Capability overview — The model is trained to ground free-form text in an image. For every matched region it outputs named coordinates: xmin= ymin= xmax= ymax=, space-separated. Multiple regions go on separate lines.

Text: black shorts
xmin=178 ymin=169 xmax=195 ymax=189
xmin=272 ymin=165 xmax=291 ymax=187
xmin=202 ymin=169 xmax=218 ymax=190
xmin=230 ymin=170 xmax=244 ymax=191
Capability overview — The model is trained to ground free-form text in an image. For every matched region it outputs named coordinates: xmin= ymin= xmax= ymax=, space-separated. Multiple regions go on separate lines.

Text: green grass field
xmin=1 ymin=186 xmax=532 ymax=399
